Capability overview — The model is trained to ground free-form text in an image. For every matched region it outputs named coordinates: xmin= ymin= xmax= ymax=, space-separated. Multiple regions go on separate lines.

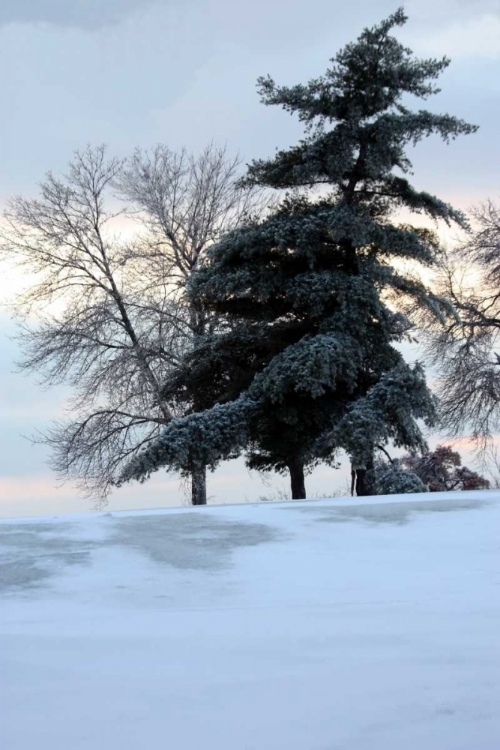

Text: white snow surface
xmin=1 ymin=492 xmax=499 ymax=750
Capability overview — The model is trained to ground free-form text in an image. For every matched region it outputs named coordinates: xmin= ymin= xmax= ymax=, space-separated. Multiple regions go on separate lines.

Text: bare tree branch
xmin=425 ymin=200 xmax=500 ymax=451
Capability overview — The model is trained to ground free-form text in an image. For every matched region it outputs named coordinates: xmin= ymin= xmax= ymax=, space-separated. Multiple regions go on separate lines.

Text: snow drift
xmin=1 ymin=492 xmax=499 ymax=749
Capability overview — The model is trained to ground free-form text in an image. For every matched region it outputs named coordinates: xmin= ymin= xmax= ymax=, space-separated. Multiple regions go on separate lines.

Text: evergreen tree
xmin=117 ymin=9 xmax=477 ymax=499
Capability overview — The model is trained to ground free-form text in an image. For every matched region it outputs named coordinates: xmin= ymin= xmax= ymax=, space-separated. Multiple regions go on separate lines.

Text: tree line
xmin=1 ymin=9 xmax=497 ymax=504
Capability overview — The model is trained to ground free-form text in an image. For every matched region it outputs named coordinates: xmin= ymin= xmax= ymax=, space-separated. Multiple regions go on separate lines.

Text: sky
xmin=0 ymin=0 xmax=499 ymax=517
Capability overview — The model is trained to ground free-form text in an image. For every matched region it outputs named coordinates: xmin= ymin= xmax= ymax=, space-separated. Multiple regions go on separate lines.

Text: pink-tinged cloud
xmin=0 ymin=474 xmax=182 ymax=519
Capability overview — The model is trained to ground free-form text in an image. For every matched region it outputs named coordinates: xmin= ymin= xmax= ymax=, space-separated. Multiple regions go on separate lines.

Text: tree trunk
xmin=191 ymin=464 xmax=207 ymax=505
xmin=287 ymin=457 xmax=306 ymax=500
xmin=354 ymin=457 xmax=375 ymax=497
xmin=188 ymin=302 xmax=208 ymax=508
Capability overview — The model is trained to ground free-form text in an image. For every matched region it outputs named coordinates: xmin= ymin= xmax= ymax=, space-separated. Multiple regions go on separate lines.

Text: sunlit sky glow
xmin=0 ymin=0 xmax=499 ymax=517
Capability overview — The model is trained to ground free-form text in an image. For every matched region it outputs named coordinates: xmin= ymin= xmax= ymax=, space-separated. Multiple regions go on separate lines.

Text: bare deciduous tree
xmin=0 ymin=144 xmax=262 ymax=506
xmin=427 ymin=200 xmax=500 ymax=450
xmin=115 ymin=143 xmax=266 ymax=503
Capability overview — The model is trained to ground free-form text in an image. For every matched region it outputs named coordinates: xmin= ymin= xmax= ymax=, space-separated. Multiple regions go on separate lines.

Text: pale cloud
xmin=406 ymin=0 xmax=500 ymax=24
xmin=0 ymin=473 xmax=182 ymax=518
xmin=417 ymin=14 xmax=500 ymax=59
xmin=0 ymin=475 xmax=77 ymax=502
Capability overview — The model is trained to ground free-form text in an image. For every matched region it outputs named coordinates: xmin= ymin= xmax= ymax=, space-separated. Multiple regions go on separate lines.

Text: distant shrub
xmin=371 ymin=461 xmax=428 ymax=495
xmin=401 ymin=446 xmax=490 ymax=492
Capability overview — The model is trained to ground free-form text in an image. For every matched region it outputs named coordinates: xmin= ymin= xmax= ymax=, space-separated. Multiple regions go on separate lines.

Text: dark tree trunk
xmin=354 ymin=457 xmax=375 ymax=497
xmin=188 ymin=304 xmax=208 ymax=508
xmin=287 ymin=457 xmax=306 ymax=500
xmin=191 ymin=464 xmax=207 ymax=505
xmin=354 ymin=468 xmax=370 ymax=497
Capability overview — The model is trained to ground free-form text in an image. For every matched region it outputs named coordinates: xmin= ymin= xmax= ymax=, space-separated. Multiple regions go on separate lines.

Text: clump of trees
xmin=116 ymin=9 xmax=476 ymax=499
xmin=2 ymin=9 xmax=492 ymax=505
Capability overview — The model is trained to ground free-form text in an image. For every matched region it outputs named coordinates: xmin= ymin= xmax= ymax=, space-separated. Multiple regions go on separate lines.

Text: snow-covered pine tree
xmin=117 ymin=9 xmax=477 ymax=498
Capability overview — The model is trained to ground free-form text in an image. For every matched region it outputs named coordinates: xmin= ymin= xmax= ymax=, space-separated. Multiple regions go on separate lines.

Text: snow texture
xmin=1 ymin=492 xmax=499 ymax=749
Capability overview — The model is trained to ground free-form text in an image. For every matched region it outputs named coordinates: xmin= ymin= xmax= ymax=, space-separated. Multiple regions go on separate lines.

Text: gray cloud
xmin=0 ymin=0 xmax=160 ymax=29
xmin=5 ymin=0 xmax=496 ymax=34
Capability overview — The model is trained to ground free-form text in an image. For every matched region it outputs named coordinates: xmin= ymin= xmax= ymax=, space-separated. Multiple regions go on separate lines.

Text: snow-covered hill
xmin=1 ymin=492 xmax=499 ymax=750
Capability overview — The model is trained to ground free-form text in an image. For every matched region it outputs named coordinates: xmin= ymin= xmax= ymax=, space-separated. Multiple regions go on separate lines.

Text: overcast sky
xmin=0 ymin=0 xmax=499 ymax=517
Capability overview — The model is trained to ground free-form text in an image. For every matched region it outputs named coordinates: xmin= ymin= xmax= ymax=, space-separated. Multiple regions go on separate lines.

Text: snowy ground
xmin=1 ymin=492 xmax=499 ymax=750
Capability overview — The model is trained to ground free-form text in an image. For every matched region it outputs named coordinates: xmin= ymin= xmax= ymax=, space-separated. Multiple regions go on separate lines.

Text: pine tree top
xmin=243 ymin=7 xmax=477 ymax=223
